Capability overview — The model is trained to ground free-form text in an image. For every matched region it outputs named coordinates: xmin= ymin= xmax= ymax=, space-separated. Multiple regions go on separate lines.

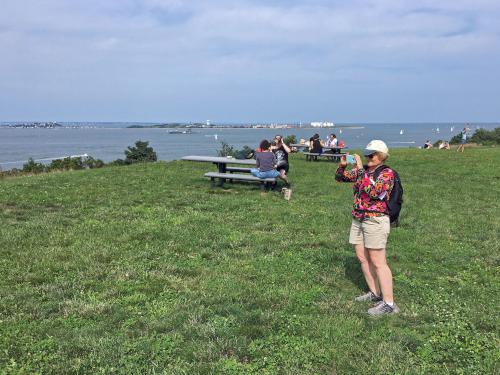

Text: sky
xmin=1 ymin=0 xmax=500 ymax=123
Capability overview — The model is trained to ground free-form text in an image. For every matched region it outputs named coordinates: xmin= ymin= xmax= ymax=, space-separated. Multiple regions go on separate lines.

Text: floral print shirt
xmin=335 ymin=166 xmax=394 ymax=221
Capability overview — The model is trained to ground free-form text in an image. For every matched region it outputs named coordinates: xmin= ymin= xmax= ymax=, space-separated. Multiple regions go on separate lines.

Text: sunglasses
xmin=366 ymin=154 xmax=376 ymax=159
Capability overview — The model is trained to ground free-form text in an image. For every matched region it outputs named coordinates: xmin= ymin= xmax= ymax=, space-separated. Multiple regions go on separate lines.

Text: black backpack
xmin=373 ymin=165 xmax=404 ymax=226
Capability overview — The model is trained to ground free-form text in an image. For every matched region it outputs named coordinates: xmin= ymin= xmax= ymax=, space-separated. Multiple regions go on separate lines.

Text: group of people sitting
xmin=423 ymin=140 xmax=450 ymax=150
xmin=250 ymin=135 xmax=291 ymax=188
xmin=250 ymin=133 xmax=348 ymax=187
xmin=299 ymin=133 xmax=345 ymax=154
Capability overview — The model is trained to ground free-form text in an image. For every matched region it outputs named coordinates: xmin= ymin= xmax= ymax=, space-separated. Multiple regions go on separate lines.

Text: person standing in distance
xmin=457 ymin=126 xmax=470 ymax=152
xmin=335 ymin=140 xmax=399 ymax=316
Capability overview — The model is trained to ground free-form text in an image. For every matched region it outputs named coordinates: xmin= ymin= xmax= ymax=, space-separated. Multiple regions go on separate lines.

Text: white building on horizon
xmin=310 ymin=121 xmax=334 ymax=127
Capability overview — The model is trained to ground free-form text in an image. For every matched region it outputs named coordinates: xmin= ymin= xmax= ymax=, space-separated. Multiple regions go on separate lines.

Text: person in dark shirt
xmin=271 ymin=135 xmax=291 ymax=187
xmin=251 ymin=140 xmax=290 ymax=187
xmin=310 ymin=133 xmax=322 ymax=154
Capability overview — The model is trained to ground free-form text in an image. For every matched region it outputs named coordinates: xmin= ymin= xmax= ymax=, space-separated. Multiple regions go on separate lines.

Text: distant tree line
xmin=1 ymin=140 xmax=157 ymax=177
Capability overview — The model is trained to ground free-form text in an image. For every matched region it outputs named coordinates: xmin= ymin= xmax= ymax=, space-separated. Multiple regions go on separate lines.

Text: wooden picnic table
xmin=181 ymin=155 xmax=256 ymax=173
xmin=182 ymin=155 xmax=278 ymax=188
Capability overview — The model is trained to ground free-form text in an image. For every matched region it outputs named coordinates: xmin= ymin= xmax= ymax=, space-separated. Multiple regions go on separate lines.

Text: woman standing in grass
xmin=457 ymin=126 xmax=470 ymax=152
xmin=335 ymin=140 xmax=399 ymax=316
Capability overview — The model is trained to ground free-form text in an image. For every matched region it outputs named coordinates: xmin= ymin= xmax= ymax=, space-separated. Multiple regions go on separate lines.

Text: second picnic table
xmin=290 ymin=144 xmax=347 ymax=161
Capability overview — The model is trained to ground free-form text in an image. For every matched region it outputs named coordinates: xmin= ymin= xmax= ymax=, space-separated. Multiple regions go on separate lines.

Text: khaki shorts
xmin=349 ymin=215 xmax=390 ymax=249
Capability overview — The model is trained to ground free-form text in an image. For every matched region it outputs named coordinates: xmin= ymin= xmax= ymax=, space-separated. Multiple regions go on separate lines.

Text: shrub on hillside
xmin=124 ymin=140 xmax=157 ymax=164
xmin=84 ymin=156 xmax=105 ymax=169
xmin=22 ymin=158 xmax=46 ymax=173
xmin=49 ymin=157 xmax=85 ymax=171
xmin=217 ymin=142 xmax=255 ymax=159
xmin=217 ymin=141 xmax=236 ymax=157
xmin=108 ymin=159 xmax=127 ymax=166
xmin=470 ymin=127 xmax=500 ymax=145
xmin=234 ymin=145 xmax=255 ymax=159
xmin=283 ymin=135 xmax=297 ymax=146
xmin=47 ymin=156 xmax=105 ymax=171
xmin=449 ymin=133 xmax=462 ymax=144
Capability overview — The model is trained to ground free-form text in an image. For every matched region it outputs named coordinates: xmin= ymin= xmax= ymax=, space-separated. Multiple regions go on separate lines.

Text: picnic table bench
xmin=181 ymin=155 xmax=277 ymax=188
xmin=204 ymin=172 xmax=276 ymax=189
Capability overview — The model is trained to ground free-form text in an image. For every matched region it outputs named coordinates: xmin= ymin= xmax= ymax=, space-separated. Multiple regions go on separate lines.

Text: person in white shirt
xmin=325 ymin=134 xmax=338 ymax=148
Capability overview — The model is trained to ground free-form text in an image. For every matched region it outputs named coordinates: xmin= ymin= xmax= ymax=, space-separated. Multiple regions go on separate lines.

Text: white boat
xmin=400 ymin=129 xmax=404 ymax=135
xmin=436 ymin=127 xmax=440 ymax=133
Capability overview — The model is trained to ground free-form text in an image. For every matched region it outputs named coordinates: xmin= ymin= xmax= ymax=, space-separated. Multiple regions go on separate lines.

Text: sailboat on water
xmin=400 ymin=129 xmax=404 ymax=135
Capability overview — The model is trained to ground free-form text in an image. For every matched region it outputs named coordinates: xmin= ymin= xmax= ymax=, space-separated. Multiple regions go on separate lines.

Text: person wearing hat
xmin=335 ymin=140 xmax=399 ymax=316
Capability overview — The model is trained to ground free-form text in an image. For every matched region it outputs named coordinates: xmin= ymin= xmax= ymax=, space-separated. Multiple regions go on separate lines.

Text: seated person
xmin=439 ymin=141 xmax=450 ymax=150
xmin=309 ymin=133 xmax=323 ymax=154
xmin=251 ymin=139 xmax=290 ymax=186
xmin=325 ymin=134 xmax=338 ymax=148
xmin=271 ymin=134 xmax=291 ymax=187
xmin=423 ymin=140 xmax=433 ymax=149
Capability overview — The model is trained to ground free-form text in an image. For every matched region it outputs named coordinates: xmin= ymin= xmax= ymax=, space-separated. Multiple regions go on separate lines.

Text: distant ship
xmin=436 ymin=127 xmax=440 ymax=133
xmin=400 ymin=129 xmax=404 ymax=135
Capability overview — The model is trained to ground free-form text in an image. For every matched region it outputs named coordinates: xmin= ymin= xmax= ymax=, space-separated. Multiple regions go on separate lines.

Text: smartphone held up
xmin=345 ymin=154 xmax=356 ymax=164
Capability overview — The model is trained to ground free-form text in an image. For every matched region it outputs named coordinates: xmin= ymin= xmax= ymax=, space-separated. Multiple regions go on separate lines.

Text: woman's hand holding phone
xmin=339 ymin=155 xmax=348 ymax=168
xmin=354 ymin=154 xmax=363 ymax=169
xmin=346 ymin=154 xmax=356 ymax=164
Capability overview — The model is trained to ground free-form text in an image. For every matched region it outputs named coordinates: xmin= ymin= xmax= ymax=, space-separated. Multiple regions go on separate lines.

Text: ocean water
xmin=0 ymin=123 xmax=497 ymax=169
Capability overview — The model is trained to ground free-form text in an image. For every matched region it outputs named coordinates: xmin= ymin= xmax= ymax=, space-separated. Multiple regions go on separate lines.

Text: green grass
xmin=0 ymin=148 xmax=499 ymax=374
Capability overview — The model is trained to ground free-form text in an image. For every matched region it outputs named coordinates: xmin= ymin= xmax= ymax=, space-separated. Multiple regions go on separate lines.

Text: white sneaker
xmin=368 ymin=302 xmax=400 ymax=317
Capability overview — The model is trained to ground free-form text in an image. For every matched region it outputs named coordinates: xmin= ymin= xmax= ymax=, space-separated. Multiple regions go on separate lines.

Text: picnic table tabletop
xmin=182 ymin=155 xmax=256 ymax=165
xmin=182 ymin=155 xmax=256 ymax=173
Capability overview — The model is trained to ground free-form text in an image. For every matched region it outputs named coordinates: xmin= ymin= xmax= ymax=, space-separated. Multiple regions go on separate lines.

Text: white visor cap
xmin=364 ymin=140 xmax=389 ymax=156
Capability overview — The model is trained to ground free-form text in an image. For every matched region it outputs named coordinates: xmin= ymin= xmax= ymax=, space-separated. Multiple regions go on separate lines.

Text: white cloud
xmin=0 ymin=0 xmax=499 ymax=120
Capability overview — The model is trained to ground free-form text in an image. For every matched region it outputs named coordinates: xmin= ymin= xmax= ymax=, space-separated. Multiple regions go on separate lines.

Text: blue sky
xmin=1 ymin=0 xmax=499 ymax=122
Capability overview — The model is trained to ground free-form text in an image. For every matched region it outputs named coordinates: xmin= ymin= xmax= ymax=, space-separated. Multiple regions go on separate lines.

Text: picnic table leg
xmin=215 ymin=162 xmax=226 ymax=187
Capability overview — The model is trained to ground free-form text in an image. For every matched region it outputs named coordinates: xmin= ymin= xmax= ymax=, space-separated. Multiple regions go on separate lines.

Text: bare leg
xmin=354 ymin=244 xmax=380 ymax=296
xmin=367 ymin=248 xmax=393 ymax=303
xmin=279 ymin=170 xmax=289 ymax=185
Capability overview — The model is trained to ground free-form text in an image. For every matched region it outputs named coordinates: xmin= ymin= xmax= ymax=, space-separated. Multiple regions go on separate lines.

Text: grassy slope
xmin=0 ymin=148 xmax=499 ymax=374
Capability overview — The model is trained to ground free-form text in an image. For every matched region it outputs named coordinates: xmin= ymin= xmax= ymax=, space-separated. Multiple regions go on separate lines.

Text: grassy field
xmin=0 ymin=148 xmax=499 ymax=374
